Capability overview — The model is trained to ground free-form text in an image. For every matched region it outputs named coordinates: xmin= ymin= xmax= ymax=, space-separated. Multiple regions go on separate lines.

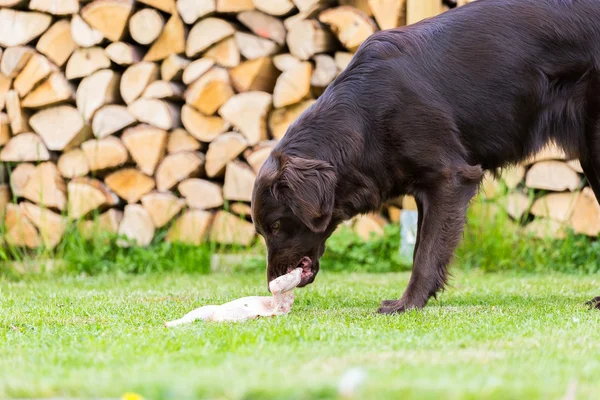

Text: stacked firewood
xmin=0 ymin=0 xmax=594 ymax=250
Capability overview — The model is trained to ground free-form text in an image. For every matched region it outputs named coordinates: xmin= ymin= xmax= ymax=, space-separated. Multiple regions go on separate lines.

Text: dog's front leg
xmin=378 ymin=165 xmax=482 ymax=314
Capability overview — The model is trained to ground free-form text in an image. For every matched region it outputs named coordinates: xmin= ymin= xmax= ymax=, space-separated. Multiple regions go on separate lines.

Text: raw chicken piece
xmin=165 ymin=268 xmax=302 ymax=327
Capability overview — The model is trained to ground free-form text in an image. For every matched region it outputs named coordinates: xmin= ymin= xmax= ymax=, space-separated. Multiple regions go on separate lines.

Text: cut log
xmin=209 ymin=210 xmax=255 ymax=246
xmin=0 ymin=0 xmax=25 ymax=6
xmin=340 ymin=0 xmax=372 ymax=14
xmin=120 ymin=61 xmax=159 ymax=105
xmin=567 ymin=159 xmax=584 ymax=174
xmin=167 ymin=128 xmax=201 ymax=153
xmin=500 ymin=165 xmax=526 ymax=190
xmin=186 ymin=18 xmax=235 ymax=58
xmin=181 ymin=104 xmax=229 ymax=142
xmin=205 ymin=37 xmax=241 ymax=68
xmin=1 ymin=46 xmax=34 ymax=78
xmin=142 ymin=80 xmax=184 ymax=100
xmin=368 ymin=0 xmax=406 ymax=30
xmin=184 ymin=67 xmax=234 ymax=115
xmin=65 ymin=47 xmax=111 ymax=80
xmin=5 ymin=90 xmax=31 ymax=134
xmin=273 ymin=61 xmax=313 ymax=107
xmin=117 ymin=204 xmax=155 ymax=247
xmin=284 ymin=4 xmax=323 ymax=29
xmin=406 ymin=0 xmax=442 ymax=25
xmin=81 ymin=0 xmax=134 ymax=42
xmin=235 ymin=32 xmax=280 ymax=60
xmin=128 ymin=98 xmax=181 ymax=130
xmin=144 ymin=12 xmax=186 ymax=62
xmin=166 ymin=209 xmax=213 ymax=245
xmin=92 ymin=104 xmax=135 ymax=138
xmin=230 ymin=57 xmax=279 ymax=92
xmin=0 ymin=10 xmax=52 ymax=47
xmin=13 ymin=54 xmax=54 ymax=98
xmin=402 ymin=195 xmax=417 ymax=210
xmin=268 ymin=99 xmax=315 ymax=139
xmin=388 ymin=205 xmax=401 ymax=223
xmin=205 ymin=132 xmax=248 ymax=177
xmin=272 ymin=53 xmax=301 ymax=72
xmin=530 ymin=192 xmax=578 ymax=223
xmin=0 ymin=133 xmax=50 ymax=162
xmin=36 ymin=20 xmax=77 ymax=67
xmin=30 ymin=0 xmax=78 ymax=15
xmin=20 ymin=202 xmax=67 ymax=249
xmin=105 ymin=168 xmax=156 ymax=203
xmin=67 ymin=177 xmax=119 ymax=219
xmin=71 ymin=15 xmax=104 ymax=48
xmin=230 ymin=202 xmax=251 ymax=216
xmin=334 ymin=51 xmax=353 ymax=72
xmin=523 ymin=142 xmax=566 ymax=165
xmin=0 ymin=113 xmax=9 ymax=146
xmin=525 ymin=161 xmax=581 ymax=192
xmin=480 ymin=171 xmax=501 ymax=200
xmin=4 ymin=203 xmax=42 ymax=248
xmin=218 ymin=92 xmax=271 ymax=146
xmin=499 ymin=192 xmax=531 ymax=221
xmin=129 ymin=8 xmax=164 ymax=45
xmin=569 ymin=187 xmax=600 ymax=237
xmin=524 ymin=218 xmax=566 ymax=240
xmin=223 ymin=161 xmax=256 ymax=202
xmin=293 ymin=0 xmax=334 ymax=13
xmin=286 ymin=19 xmax=335 ymax=60
xmin=0 ymin=74 xmax=11 ymax=111
xmin=78 ymin=208 xmax=122 ymax=239
xmin=161 ymin=54 xmax=189 ymax=82
xmin=244 ymin=141 xmax=275 ymax=174
xmin=76 ymin=69 xmax=121 ymax=122
xmin=138 ymin=0 xmax=175 ymax=12
xmin=81 ymin=136 xmax=129 ymax=171
xmin=155 ymin=151 xmax=205 ymax=191
xmin=319 ymin=6 xmax=377 ymax=51
xmin=22 ymin=72 xmax=74 ymax=109
xmin=105 ymin=42 xmax=144 ymax=66
xmin=0 ymin=184 xmax=9 ymax=216
xmin=22 ymin=162 xmax=67 ymax=210
xmin=29 ymin=105 xmax=92 ymax=151
xmin=57 ymin=149 xmax=90 ymax=178
xmin=176 ymin=0 xmax=215 ymax=25
xmin=216 ymin=0 xmax=253 ymax=12
xmin=10 ymin=163 xmax=36 ymax=197
xmin=311 ymin=54 xmax=336 ymax=87
xmin=253 ymin=0 xmax=295 ymax=16
xmin=178 ymin=178 xmax=223 ymax=209
xmin=353 ymin=214 xmax=385 ymax=241
xmin=182 ymin=58 xmax=215 ymax=85
xmin=238 ymin=10 xmax=287 ymax=45
xmin=141 ymin=191 xmax=185 ymax=228
xmin=122 ymin=125 xmax=167 ymax=175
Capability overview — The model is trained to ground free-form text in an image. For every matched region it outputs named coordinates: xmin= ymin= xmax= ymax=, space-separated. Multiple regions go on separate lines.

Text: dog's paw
xmin=377 ymin=299 xmax=406 ymax=314
xmin=585 ymin=296 xmax=600 ymax=310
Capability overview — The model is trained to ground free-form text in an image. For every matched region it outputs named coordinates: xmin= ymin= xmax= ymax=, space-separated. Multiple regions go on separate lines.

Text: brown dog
xmin=251 ymin=0 xmax=600 ymax=314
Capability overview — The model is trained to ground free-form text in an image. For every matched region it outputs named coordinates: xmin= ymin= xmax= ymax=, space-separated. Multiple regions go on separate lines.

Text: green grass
xmin=1 ymin=270 xmax=600 ymax=399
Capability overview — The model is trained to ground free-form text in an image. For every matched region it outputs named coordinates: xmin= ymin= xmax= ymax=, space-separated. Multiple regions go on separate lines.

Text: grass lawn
xmin=1 ymin=270 xmax=600 ymax=400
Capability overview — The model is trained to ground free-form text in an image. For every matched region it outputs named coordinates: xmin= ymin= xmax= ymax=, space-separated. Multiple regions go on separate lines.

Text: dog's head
xmin=251 ymin=151 xmax=338 ymax=288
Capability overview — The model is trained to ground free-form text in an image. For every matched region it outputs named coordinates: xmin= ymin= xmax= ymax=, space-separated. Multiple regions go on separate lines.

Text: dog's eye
xmin=270 ymin=220 xmax=280 ymax=231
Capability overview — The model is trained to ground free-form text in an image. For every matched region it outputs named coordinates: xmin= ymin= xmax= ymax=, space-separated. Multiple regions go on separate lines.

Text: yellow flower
xmin=121 ymin=392 xmax=144 ymax=400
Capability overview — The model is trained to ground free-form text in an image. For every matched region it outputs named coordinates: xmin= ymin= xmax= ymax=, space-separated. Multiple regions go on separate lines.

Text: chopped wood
xmin=204 ymin=37 xmax=241 ymax=68
xmin=14 ymin=54 xmax=54 ymax=97
xmin=10 ymin=163 xmax=36 ymax=197
xmin=22 ymin=72 xmax=74 ymax=109
xmin=268 ymin=99 xmax=315 ymax=139
xmin=178 ymin=178 xmax=224 ymax=209
xmin=205 ymin=132 xmax=248 ymax=177
xmin=76 ymin=69 xmax=121 ymax=122
xmin=0 ymin=10 xmax=52 ymax=47
xmin=78 ymin=208 xmax=122 ymax=239
xmin=273 ymin=61 xmax=313 ymax=107
xmin=65 ymin=47 xmax=111 ymax=80
xmin=0 ymin=184 xmax=9 ymax=215
xmin=0 ymin=133 xmax=50 ymax=162
xmin=1 ymin=46 xmax=34 ymax=78
xmin=272 ymin=53 xmax=301 ymax=72
xmin=166 ymin=209 xmax=213 ymax=245
xmin=22 ymin=162 xmax=67 ymax=210
xmin=235 ymin=31 xmax=280 ymax=60
xmin=117 ymin=204 xmax=155 ymax=247
xmin=230 ymin=202 xmax=251 ymax=216
xmin=0 ymin=0 xmax=25 ymax=6
xmin=524 ymin=218 xmax=566 ymax=240
xmin=105 ymin=168 xmax=155 ymax=203
xmin=128 ymin=98 xmax=181 ymax=130
xmin=122 ymin=125 xmax=167 ymax=175
xmin=209 ymin=210 xmax=255 ymax=246
xmin=353 ymin=214 xmax=385 ymax=241
xmin=182 ymin=58 xmax=215 ymax=85
xmin=81 ymin=0 xmax=134 ymax=42
xmin=155 ymin=151 xmax=205 ymax=191
xmin=569 ymin=187 xmax=600 ymax=236
xmin=176 ymin=0 xmax=215 ymax=25
xmin=238 ymin=10 xmax=287 ymax=45
xmin=219 ymin=92 xmax=271 ymax=145
xmin=71 ymin=15 xmax=104 ymax=48
xmin=319 ymin=6 xmax=377 ymax=51
xmin=181 ymin=104 xmax=229 ymax=142
xmin=4 ymin=203 xmax=42 ymax=248
xmin=293 ymin=0 xmax=334 ymax=13
xmin=368 ymin=0 xmax=406 ymax=30
xmin=567 ymin=159 xmax=584 ymax=174
xmin=161 ymin=54 xmax=189 ymax=82
xmin=401 ymin=195 xmax=417 ymax=210
xmin=499 ymin=192 xmax=531 ymax=221
xmin=57 ymin=149 xmax=90 ymax=178
xmin=523 ymin=142 xmax=566 ymax=165
xmin=186 ymin=18 xmax=235 ymax=58
xmin=223 ymin=160 xmax=256 ymax=202
xmin=0 ymin=74 xmax=11 ymax=111
xmin=129 ymin=8 xmax=164 ymax=45
xmin=311 ymin=54 xmax=336 ymax=87
xmin=244 ymin=141 xmax=275 ymax=174
xmin=480 ymin=171 xmax=501 ymax=200
xmin=253 ymin=0 xmax=295 ymax=16
xmin=388 ymin=205 xmax=401 ymax=223
xmin=500 ymin=165 xmax=525 ymax=190
xmin=36 ymin=20 xmax=77 ymax=67
xmin=0 ymin=113 xmax=9 ymax=146
xmin=334 ymin=51 xmax=353 ymax=72
xmin=137 ymin=0 xmax=175 ymax=13
xmin=141 ymin=191 xmax=185 ymax=228
xmin=216 ymin=0 xmax=253 ymax=13
xmin=120 ymin=61 xmax=159 ymax=105
xmin=230 ymin=57 xmax=280 ymax=92
xmin=30 ymin=105 xmax=92 ymax=151
xmin=284 ymin=4 xmax=322 ymax=29
xmin=184 ymin=67 xmax=234 ymax=115
xmin=20 ymin=202 xmax=67 ymax=249
xmin=5 ymin=90 xmax=31 ymax=134
xmin=406 ymin=0 xmax=442 ymax=25
xmin=340 ymin=0 xmax=372 ymax=15
xmin=142 ymin=80 xmax=184 ymax=100
xmin=286 ymin=19 xmax=335 ymax=60
xmin=92 ymin=104 xmax=135 ymax=138
xmin=167 ymin=128 xmax=201 ymax=153
xmin=530 ymin=192 xmax=578 ymax=223
xmin=67 ymin=177 xmax=119 ymax=219
xmin=81 ymin=136 xmax=129 ymax=171
xmin=144 ymin=12 xmax=186 ymax=62
xmin=525 ymin=161 xmax=581 ymax=192
xmin=105 ymin=42 xmax=144 ymax=66
xmin=29 ymin=0 xmax=79 ymax=15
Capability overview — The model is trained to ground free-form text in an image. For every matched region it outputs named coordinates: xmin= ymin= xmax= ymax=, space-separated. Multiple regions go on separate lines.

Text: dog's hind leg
xmin=378 ymin=163 xmax=483 ymax=314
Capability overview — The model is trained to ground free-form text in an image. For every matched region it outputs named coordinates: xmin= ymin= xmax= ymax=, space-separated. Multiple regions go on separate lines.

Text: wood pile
xmin=0 ymin=0 xmax=596 ymax=250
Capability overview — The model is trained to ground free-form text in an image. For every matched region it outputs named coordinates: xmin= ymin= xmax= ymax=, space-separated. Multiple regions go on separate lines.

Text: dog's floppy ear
xmin=271 ymin=152 xmax=337 ymax=233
